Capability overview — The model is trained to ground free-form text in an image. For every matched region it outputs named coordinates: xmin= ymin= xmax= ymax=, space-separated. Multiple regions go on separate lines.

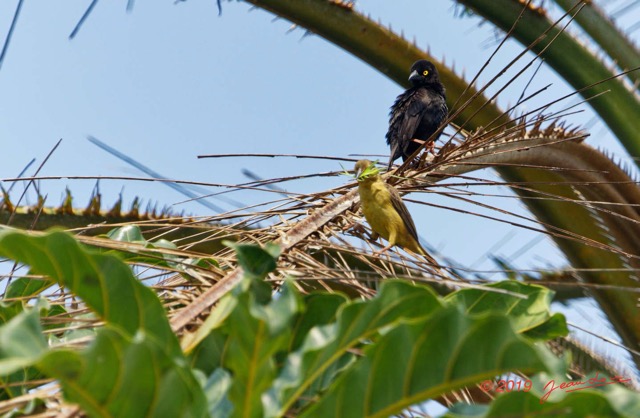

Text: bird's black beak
xmin=355 ymin=167 xmax=363 ymax=179
xmin=408 ymin=69 xmax=420 ymax=83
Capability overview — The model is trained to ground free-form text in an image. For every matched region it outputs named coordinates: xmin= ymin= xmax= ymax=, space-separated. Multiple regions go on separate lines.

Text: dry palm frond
xmin=165 ymin=118 xmax=597 ymax=330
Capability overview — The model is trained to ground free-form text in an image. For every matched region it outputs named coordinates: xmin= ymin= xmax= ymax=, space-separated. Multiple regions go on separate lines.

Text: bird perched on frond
xmin=386 ymin=60 xmax=448 ymax=170
xmin=354 ymin=160 xmax=435 ymax=263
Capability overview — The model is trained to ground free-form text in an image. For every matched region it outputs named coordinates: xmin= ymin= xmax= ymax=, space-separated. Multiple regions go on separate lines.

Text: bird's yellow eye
xmin=422 ymin=70 xmax=429 ymax=76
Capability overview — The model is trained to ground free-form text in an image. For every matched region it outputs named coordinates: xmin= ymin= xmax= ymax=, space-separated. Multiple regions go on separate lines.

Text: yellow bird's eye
xmin=422 ymin=70 xmax=429 ymax=76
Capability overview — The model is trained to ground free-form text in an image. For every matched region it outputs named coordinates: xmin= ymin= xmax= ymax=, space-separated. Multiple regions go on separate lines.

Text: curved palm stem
xmin=247 ymin=0 xmax=505 ymax=128
xmin=170 ymin=129 xmax=640 ymax=370
xmin=553 ymin=0 xmax=640 ymax=88
xmin=458 ymin=0 xmax=640 ymax=161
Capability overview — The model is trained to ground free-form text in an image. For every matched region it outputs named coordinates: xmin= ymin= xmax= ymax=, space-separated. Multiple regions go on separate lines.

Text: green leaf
xmin=0 ymin=230 xmax=208 ymax=416
xmin=106 ymin=225 xmax=181 ymax=268
xmin=183 ymin=292 xmax=238 ymax=354
xmin=0 ymin=229 xmax=181 ymax=357
xmin=0 ymin=302 xmax=48 ymax=399
xmin=289 ymin=293 xmax=348 ymax=351
xmin=106 ymin=225 xmax=219 ymax=273
xmin=204 ymin=368 xmax=233 ymax=418
xmin=223 ymin=241 xmax=279 ymax=278
xmin=224 ymin=279 xmax=301 ymax=418
xmin=522 ymin=313 xmax=568 ymax=341
xmin=458 ymin=0 xmax=640 ymax=162
xmin=39 ymin=327 xmax=208 ymax=418
xmin=0 ymin=367 xmax=44 ymax=400
xmin=0 ymin=302 xmax=47 ymax=376
xmin=0 ymin=301 xmax=24 ymax=325
xmin=186 ymin=257 xmax=219 ymax=270
xmin=262 ymin=242 xmax=281 ymax=260
xmin=5 ymin=277 xmax=53 ymax=300
xmin=267 ymin=280 xmax=441 ymax=417
xmin=189 ymin=332 xmax=228 ymax=375
xmin=0 ymin=397 xmax=43 ymax=416
xmin=106 ymin=224 xmax=145 ymax=242
xmin=301 ymin=305 xmax=560 ymax=418
xmin=40 ymin=304 xmax=68 ymax=332
xmin=183 ymin=241 xmax=282 ymax=355
xmin=446 ymin=281 xmax=567 ymax=337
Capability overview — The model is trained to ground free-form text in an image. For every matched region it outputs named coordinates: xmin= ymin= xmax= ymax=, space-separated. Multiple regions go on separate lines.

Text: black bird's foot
xmin=410 ymin=138 xmax=436 ymax=155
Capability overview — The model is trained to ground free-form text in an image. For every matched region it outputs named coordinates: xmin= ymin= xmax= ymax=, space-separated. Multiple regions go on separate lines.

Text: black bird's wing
xmin=386 ymin=89 xmax=419 ymax=166
xmin=386 ymin=88 xmax=447 ymax=168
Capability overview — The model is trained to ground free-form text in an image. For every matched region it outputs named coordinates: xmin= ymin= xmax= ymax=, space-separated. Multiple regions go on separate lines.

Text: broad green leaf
xmin=0 ymin=302 xmax=48 ymax=399
xmin=40 ymin=305 xmax=69 ymax=332
xmin=225 ymin=279 xmax=301 ymax=418
xmin=224 ymin=241 xmax=280 ymax=278
xmin=0 ymin=229 xmax=180 ymax=357
xmin=106 ymin=225 xmax=200 ymax=269
xmin=267 ymin=280 xmax=441 ymax=417
xmin=301 ymin=305 xmax=561 ymax=418
xmin=106 ymin=224 xmax=145 ymax=242
xmin=446 ymin=281 xmax=568 ymax=338
xmin=182 ymin=242 xmax=281 ymax=355
xmin=0 ymin=302 xmax=23 ymax=325
xmin=182 ymin=291 xmax=238 ymax=354
xmin=39 ymin=327 xmax=207 ymax=418
xmin=522 ymin=313 xmax=568 ymax=341
xmin=5 ymin=277 xmax=53 ymax=300
xmin=188 ymin=287 xmax=346 ymax=377
xmin=48 ymin=312 xmax=98 ymax=345
xmin=0 ymin=230 xmax=208 ymax=416
xmin=289 ymin=293 xmax=347 ymax=351
xmin=185 ymin=257 xmax=219 ymax=270
xmin=0 ymin=397 xmax=43 ymax=416
xmin=204 ymin=368 xmax=233 ymax=418
xmin=189 ymin=331 xmax=228 ymax=374
xmin=4 ymin=277 xmax=68 ymax=333
xmin=0 ymin=367 xmax=44 ymax=400
xmin=0 ymin=302 xmax=47 ymax=375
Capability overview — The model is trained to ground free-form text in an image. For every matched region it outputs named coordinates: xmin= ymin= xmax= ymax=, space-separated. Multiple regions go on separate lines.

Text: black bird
xmin=386 ymin=60 xmax=447 ymax=169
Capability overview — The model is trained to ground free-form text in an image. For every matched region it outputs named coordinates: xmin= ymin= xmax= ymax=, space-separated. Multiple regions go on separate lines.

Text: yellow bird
xmin=354 ymin=160 xmax=429 ymax=258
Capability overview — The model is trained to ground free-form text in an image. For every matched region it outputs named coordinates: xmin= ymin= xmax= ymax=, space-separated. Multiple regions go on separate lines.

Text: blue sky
xmin=1 ymin=1 xmax=637 ymax=270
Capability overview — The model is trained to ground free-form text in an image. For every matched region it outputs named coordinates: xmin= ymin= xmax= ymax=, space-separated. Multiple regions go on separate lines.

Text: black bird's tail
xmin=387 ymin=144 xmax=401 ymax=170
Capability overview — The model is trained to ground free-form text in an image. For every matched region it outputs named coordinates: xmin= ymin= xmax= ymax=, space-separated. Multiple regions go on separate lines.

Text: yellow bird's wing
xmin=385 ymin=183 xmax=420 ymax=244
